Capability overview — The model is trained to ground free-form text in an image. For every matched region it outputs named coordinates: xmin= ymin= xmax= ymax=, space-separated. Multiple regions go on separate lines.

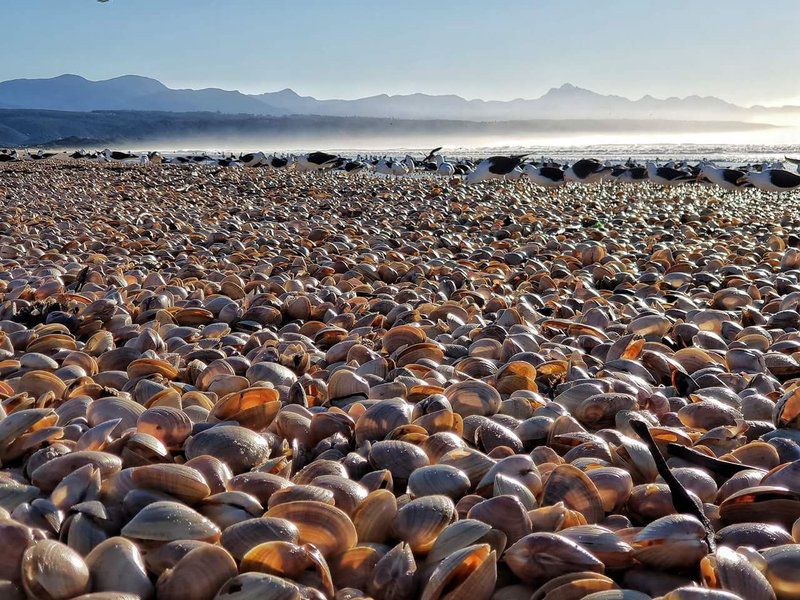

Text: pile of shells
xmin=1 ymin=160 xmax=800 ymax=599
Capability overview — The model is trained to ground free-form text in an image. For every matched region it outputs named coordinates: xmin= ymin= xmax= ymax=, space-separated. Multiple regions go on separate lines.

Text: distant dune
xmin=0 ymin=109 xmax=778 ymax=148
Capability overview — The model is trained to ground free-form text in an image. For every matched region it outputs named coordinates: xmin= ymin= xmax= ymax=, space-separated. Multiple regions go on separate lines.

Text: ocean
xmin=162 ymin=126 xmax=800 ymax=166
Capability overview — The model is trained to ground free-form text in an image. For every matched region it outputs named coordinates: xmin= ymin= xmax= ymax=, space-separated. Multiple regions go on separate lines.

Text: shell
xmin=700 ymin=546 xmax=775 ymax=600
xmin=156 ymin=545 xmax=238 ymax=600
xmin=0 ymin=519 xmax=34 ymax=582
xmin=352 ymin=489 xmax=398 ymax=544
xmin=762 ymin=544 xmax=800 ymax=600
xmin=264 ymin=500 xmax=357 ymax=558
xmin=216 ymin=510 xmax=292 ymax=549
xmin=467 ymin=495 xmax=532 ymax=544
xmin=719 ymin=486 xmax=800 ymax=529
xmin=214 ymin=573 xmax=300 ymax=600
xmin=21 ymin=540 xmax=90 ymax=600
xmin=541 ymin=464 xmax=604 ymax=524
xmin=392 ymin=495 xmax=457 ymax=553
xmin=121 ymin=501 xmax=221 ymax=542
xmin=369 ymin=439 xmax=430 ymax=486
xmin=368 ymin=542 xmax=418 ymax=600
xmin=421 ymin=543 xmax=496 ymax=600
xmin=31 ymin=451 xmax=122 ymax=492
xmin=329 ymin=545 xmax=386 ymax=591
xmin=426 ymin=519 xmax=507 ymax=564
xmin=407 ymin=464 xmax=471 ymax=500
xmin=185 ymin=426 xmax=271 ymax=474
xmin=504 ymin=532 xmax=604 ymax=584
xmin=632 ymin=514 xmax=709 ymax=569
xmin=137 ymin=406 xmax=193 ymax=449
xmin=131 ymin=463 xmax=211 ymax=503
xmin=85 ymin=537 xmax=153 ymax=599
xmin=445 ymin=381 xmax=502 ymax=418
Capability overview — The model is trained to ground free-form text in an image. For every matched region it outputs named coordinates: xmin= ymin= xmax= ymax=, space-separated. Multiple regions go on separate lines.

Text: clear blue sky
xmin=5 ymin=0 xmax=800 ymax=106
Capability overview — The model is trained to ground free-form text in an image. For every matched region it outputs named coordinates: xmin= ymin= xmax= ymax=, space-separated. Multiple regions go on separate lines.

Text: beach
xmin=1 ymin=160 xmax=800 ymax=598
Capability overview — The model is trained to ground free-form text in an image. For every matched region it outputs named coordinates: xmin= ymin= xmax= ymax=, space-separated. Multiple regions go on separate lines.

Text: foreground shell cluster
xmin=1 ymin=160 xmax=800 ymax=599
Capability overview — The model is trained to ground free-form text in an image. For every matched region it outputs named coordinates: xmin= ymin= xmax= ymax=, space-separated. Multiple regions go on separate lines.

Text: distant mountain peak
xmin=106 ymin=74 xmax=166 ymax=85
xmin=541 ymin=83 xmax=600 ymax=98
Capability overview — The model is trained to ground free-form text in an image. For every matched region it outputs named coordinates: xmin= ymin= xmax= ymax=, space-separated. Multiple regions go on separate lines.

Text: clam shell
xmin=264 ymin=500 xmax=357 ymax=558
xmin=156 ymin=545 xmax=238 ymax=600
xmin=0 ymin=519 xmax=34 ymax=583
xmin=762 ymin=544 xmax=800 ymax=600
xmin=369 ymin=439 xmax=430 ymax=486
xmin=144 ymin=540 xmax=215 ymax=577
xmin=467 ymin=495 xmax=531 ymax=544
xmin=220 ymin=517 xmax=299 ymax=560
xmin=354 ymin=398 xmax=412 ymax=444
xmin=632 ymin=514 xmax=708 ymax=569
xmin=352 ymin=489 xmax=398 ymax=544
xmin=21 ymin=540 xmax=90 ymax=600
xmin=559 ymin=525 xmax=635 ymax=570
xmin=445 ymin=380 xmax=502 ymax=418
xmin=131 ymin=463 xmax=211 ymax=503
xmin=121 ymin=501 xmax=220 ymax=542
xmin=31 ymin=451 xmax=122 ymax=492
xmin=137 ymin=406 xmax=193 ymax=449
xmin=407 ymin=464 xmax=471 ymax=500
xmin=368 ymin=542 xmax=418 ymax=600
xmin=18 ymin=370 xmax=67 ymax=398
xmin=504 ymin=532 xmax=604 ymax=584
xmin=214 ymin=573 xmax=300 ymax=600
xmin=329 ymin=545 xmax=386 ymax=592
xmin=392 ymin=495 xmax=457 ymax=553
xmin=421 ymin=543 xmax=496 ymax=600
xmin=719 ymin=485 xmax=800 ymax=529
xmin=85 ymin=537 xmax=153 ymax=599
xmin=700 ymin=545 xmax=775 ymax=600
xmin=185 ymin=425 xmax=271 ymax=474
xmin=541 ymin=464 xmax=604 ymax=524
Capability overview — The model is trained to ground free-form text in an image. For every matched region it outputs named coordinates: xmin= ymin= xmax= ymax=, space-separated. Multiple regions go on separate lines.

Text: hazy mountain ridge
xmin=0 ymin=75 xmax=280 ymax=115
xmin=0 ymin=75 xmax=796 ymax=123
xmin=0 ymin=108 xmax=775 ymax=148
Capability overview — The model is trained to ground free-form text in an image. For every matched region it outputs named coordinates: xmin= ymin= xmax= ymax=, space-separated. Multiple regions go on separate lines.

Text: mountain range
xmin=1 ymin=74 xmax=796 ymax=124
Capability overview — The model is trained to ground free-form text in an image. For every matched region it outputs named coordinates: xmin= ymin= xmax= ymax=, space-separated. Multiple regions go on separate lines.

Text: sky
xmin=5 ymin=0 xmax=800 ymax=106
